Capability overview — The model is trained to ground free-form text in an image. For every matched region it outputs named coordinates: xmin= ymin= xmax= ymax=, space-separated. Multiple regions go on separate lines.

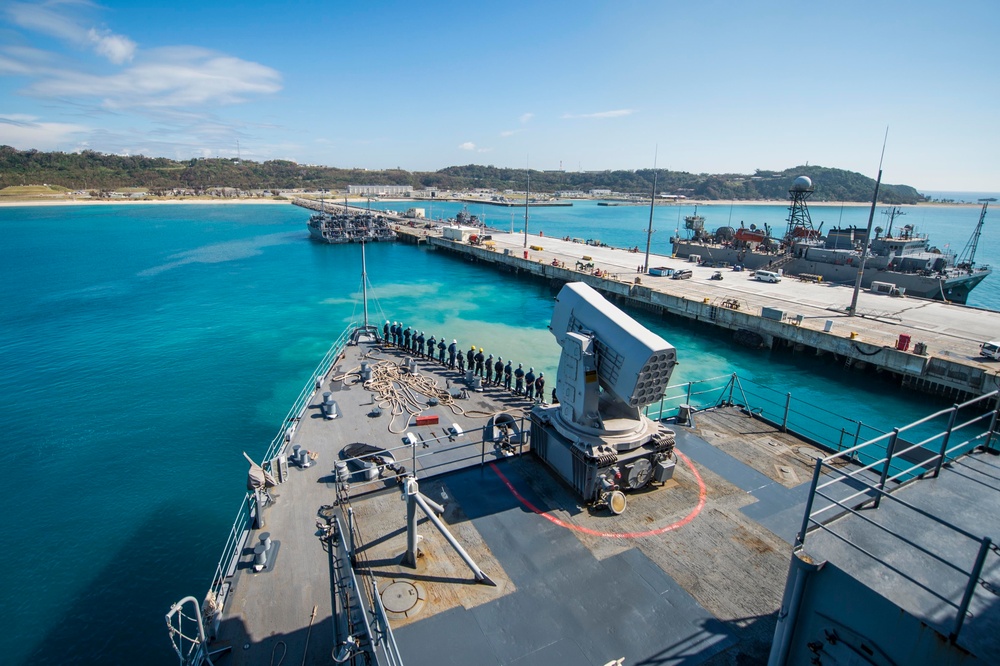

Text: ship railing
xmin=205 ymin=492 xmax=254 ymax=628
xmin=329 ymin=512 xmax=403 ymax=666
xmin=261 ymin=325 xmax=356 ymax=468
xmin=644 ymin=372 xmax=888 ymax=455
xmin=795 ymin=390 xmax=1000 ymax=643
xmin=202 ymin=324 xmax=359 ymax=625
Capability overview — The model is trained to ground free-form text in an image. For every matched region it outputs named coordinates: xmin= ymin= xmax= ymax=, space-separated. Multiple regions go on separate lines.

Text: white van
xmin=755 ymin=270 xmax=781 ymax=283
xmin=980 ymin=341 xmax=1000 ymax=360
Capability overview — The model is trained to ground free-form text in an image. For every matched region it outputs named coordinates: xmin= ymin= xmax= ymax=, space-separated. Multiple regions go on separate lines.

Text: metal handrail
xmin=645 ymin=373 xmax=895 ymax=458
xmin=796 ymin=392 xmax=999 ymax=643
xmin=263 ymin=326 xmax=356 ymax=465
xmin=201 ymin=325 xmax=358 ymax=623
xmin=205 ymin=492 xmax=253 ymax=618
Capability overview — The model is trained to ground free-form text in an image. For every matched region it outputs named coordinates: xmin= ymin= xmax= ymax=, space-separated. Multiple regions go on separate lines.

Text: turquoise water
xmin=0 ymin=202 xmax=987 ymax=664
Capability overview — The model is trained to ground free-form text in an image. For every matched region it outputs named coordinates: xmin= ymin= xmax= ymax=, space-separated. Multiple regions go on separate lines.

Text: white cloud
xmin=0 ymin=114 xmax=88 ymax=149
xmin=519 ymin=112 xmax=533 ymax=124
xmin=87 ymin=27 xmax=136 ymax=64
xmin=458 ymin=141 xmax=476 ymax=150
xmin=6 ymin=1 xmax=135 ymax=63
xmin=561 ymin=109 xmax=635 ymax=119
xmin=27 ymin=47 xmax=282 ymax=108
xmin=499 ymin=129 xmax=520 ymax=137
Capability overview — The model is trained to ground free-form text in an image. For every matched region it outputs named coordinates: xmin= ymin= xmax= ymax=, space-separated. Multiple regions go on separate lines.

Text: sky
xmin=0 ymin=0 xmax=997 ymax=191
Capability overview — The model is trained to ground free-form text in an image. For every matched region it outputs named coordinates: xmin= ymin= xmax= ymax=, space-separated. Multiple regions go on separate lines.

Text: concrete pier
xmin=419 ymin=228 xmax=1000 ymax=400
xmin=291 ymin=198 xmax=1000 ymax=400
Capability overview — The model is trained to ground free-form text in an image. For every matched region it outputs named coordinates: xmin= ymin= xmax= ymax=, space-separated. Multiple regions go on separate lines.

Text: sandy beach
xmin=0 ymin=197 xmax=295 ymax=207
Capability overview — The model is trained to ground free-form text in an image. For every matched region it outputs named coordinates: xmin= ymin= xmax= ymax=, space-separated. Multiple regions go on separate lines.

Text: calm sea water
xmin=0 ymin=201 xmax=990 ymax=664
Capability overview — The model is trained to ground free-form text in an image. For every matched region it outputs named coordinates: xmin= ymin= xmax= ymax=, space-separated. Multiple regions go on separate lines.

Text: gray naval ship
xmin=307 ymin=208 xmax=397 ymax=244
xmin=168 ymin=260 xmax=1000 ymax=664
xmin=671 ymin=178 xmax=991 ymax=304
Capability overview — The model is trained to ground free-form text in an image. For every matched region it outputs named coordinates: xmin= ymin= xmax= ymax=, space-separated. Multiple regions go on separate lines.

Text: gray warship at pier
xmin=671 ymin=178 xmax=992 ymax=304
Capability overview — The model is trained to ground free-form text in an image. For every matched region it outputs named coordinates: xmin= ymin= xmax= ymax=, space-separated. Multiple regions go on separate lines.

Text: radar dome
xmin=792 ymin=176 xmax=813 ymax=192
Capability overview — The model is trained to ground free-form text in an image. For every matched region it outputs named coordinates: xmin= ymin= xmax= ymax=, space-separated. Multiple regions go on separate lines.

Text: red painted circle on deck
xmin=489 ymin=449 xmax=706 ymax=539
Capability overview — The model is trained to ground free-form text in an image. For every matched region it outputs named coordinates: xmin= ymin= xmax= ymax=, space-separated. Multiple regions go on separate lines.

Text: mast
xmin=644 ymin=147 xmax=658 ymax=272
xmin=523 ymin=160 xmax=530 ymax=249
xmin=361 ymin=240 xmax=369 ymax=328
xmin=882 ymin=206 xmax=904 ymax=238
xmin=849 ymin=127 xmax=889 ymax=316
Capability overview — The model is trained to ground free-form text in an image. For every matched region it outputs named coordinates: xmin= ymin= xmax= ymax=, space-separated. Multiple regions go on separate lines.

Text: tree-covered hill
xmin=0 ymin=146 xmax=924 ymax=204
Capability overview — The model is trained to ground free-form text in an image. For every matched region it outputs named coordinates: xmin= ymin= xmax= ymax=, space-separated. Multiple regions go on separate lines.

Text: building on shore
xmin=347 ymin=184 xmax=414 ymax=196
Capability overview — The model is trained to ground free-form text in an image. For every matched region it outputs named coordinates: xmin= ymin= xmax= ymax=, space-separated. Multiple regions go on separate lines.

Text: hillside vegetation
xmin=0 ymin=146 xmax=924 ymax=204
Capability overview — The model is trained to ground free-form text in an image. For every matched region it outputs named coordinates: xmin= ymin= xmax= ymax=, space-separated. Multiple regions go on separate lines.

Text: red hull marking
xmin=489 ymin=449 xmax=707 ymax=539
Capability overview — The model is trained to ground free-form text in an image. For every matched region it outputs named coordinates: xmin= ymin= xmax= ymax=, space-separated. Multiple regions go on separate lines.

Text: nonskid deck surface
xmin=214 ymin=336 xmax=842 ymax=664
xmin=801 ymin=448 xmax=1000 ymax=659
xmin=213 ymin=337 xmax=539 ymax=664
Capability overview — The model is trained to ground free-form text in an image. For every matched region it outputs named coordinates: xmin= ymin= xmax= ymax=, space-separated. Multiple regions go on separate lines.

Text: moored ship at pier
xmin=307 ymin=209 xmax=397 ymax=243
xmin=671 ymin=178 xmax=991 ymax=304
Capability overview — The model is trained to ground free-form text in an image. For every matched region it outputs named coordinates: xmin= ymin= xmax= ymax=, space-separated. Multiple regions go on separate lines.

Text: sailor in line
xmin=474 ymin=348 xmax=485 ymax=377
xmin=525 ymin=367 xmax=536 ymax=401
xmin=448 ymin=339 xmax=458 ymax=369
xmin=484 ymin=354 xmax=494 ymax=384
xmin=503 ymin=360 xmax=513 ymax=390
xmin=514 ymin=363 xmax=525 ymax=394
xmin=494 ymin=356 xmax=504 ymax=387
xmin=534 ymin=373 xmax=545 ymax=404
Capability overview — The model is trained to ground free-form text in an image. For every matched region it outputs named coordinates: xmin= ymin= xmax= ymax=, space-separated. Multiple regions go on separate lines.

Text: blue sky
xmin=0 ymin=0 xmax=997 ymax=191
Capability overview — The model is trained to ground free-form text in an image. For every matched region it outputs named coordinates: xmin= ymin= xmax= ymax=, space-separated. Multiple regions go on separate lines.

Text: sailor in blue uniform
xmin=494 ymin=356 xmax=504 ymax=386
xmin=504 ymin=360 xmax=513 ymax=390
xmin=514 ymin=363 xmax=525 ymax=394
xmin=437 ymin=337 xmax=446 ymax=364
xmin=427 ymin=334 xmax=436 ymax=359
xmin=448 ymin=340 xmax=458 ymax=369
xmin=403 ymin=326 xmax=411 ymax=350
xmin=534 ymin=373 xmax=545 ymax=403
xmin=467 ymin=345 xmax=476 ymax=371
xmin=383 ymin=320 xmax=390 ymax=343
xmin=415 ymin=331 xmax=425 ymax=356
xmin=525 ymin=367 xmax=536 ymax=401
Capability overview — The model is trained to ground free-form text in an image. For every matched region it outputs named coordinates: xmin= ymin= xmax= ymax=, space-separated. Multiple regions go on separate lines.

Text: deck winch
xmin=531 ymin=282 xmax=678 ymax=513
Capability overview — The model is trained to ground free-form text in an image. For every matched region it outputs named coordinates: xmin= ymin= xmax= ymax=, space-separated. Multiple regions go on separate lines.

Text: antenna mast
xmin=849 ymin=127 xmax=889 ymax=316
xmin=361 ymin=240 xmax=369 ymax=328
xmin=523 ymin=158 xmax=530 ymax=249
xmin=644 ymin=146 xmax=658 ymax=273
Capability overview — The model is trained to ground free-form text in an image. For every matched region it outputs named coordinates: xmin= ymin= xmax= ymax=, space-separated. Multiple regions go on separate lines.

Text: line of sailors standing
xmin=383 ymin=320 xmax=551 ymax=403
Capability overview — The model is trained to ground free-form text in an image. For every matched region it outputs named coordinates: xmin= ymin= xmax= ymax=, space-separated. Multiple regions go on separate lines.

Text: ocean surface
xmin=0 ymin=200 xmax=994 ymax=664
